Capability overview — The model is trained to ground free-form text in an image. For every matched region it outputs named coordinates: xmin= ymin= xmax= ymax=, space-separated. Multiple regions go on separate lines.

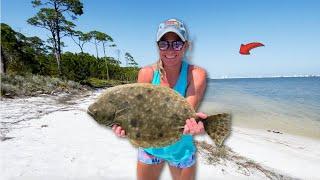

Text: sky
xmin=1 ymin=0 xmax=320 ymax=78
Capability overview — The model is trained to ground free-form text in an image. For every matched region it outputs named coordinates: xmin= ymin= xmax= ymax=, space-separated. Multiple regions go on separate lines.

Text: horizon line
xmin=209 ymin=75 xmax=320 ymax=80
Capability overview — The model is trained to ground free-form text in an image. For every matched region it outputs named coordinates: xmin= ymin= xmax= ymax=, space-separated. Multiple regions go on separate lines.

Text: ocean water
xmin=198 ymin=77 xmax=320 ymax=139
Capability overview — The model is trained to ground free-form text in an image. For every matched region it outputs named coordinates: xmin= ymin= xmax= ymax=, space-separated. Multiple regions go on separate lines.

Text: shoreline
xmin=2 ymin=88 xmax=319 ymax=140
xmin=3 ymin=90 xmax=319 ymax=141
xmin=231 ymin=122 xmax=320 ymax=141
xmin=2 ymin=89 xmax=319 ymax=141
xmin=199 ymin=95 xmax=320 ymax=141
xmin=1 ymin=90 xmax=320 ymax=179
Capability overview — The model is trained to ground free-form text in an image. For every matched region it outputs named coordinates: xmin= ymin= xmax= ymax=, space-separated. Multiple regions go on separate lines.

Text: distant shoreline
xmin=209 ymin=75 xmax=320 ymax=80
xmin=233 ymin=123 xmax=320 ymax=141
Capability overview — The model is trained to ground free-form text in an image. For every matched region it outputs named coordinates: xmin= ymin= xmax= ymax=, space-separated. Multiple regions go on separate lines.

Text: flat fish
xmin=87 ymin=83 xmax=231 ymax=148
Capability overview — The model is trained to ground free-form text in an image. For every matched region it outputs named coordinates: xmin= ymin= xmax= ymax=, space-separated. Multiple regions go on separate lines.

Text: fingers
xmin=183 ymin=123 xmax=190 ymax=134
xmin=193 ymin=118 xmax=204 ymax=134
xmin=189 ymin=118 xmax=197 ymax=134
xmin=112 ymin=125 xmax=126 ymax=138
xmin=120 ymin=130 xmax=126 ymax=137
xmin=196 ymin=112 xmax=208 ymax=119
xmin=196 ymin=112 xmax=206 ymax=134
xmin=198 ymin=121 xmax=205 ymax=134
xmin=115 ymin=126 xmax=122 ymax=135
xmin=112 ymin=124 xmax=117 ymax=131
xmin=183 ymin=118 xmax=205 ymax=135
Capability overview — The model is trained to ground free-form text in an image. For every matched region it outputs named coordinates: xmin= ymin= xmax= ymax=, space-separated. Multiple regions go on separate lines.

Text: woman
xmin=112 ymin=18 xmax=207 ymax=180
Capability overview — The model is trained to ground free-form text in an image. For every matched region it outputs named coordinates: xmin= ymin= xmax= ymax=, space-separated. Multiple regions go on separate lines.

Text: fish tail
xmin=202 ymin=113 xmax=232 ymax=147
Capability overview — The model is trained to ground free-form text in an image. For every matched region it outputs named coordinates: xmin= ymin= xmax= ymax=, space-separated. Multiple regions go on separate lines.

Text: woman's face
xmin=158 ymin=32 xmax=188 ymax=67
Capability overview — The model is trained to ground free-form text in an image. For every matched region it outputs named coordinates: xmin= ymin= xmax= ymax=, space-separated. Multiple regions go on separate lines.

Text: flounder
xmin=87 ymin=83 xmax=231 ymax=148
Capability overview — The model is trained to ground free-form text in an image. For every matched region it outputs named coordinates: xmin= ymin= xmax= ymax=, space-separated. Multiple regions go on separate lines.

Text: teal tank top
xmin=143 ymin=60 xmax=196 ymax=163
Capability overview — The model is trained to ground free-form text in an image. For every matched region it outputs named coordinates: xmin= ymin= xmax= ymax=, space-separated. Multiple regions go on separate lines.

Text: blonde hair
xmin=156 ymin=58 xmax=165 ymax=79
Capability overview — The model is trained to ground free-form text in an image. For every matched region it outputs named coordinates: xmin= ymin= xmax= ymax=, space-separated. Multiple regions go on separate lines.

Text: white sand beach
xmin=1 ymin=92 xmax=320 ymax=180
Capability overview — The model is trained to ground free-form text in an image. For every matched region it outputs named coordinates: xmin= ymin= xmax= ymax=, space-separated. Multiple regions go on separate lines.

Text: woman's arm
xmin=186 ymin=66 xmax=207 ymax=110
xmin=137 ymin=66 xmax=154 ymax=83
xmin=183 ymin=66 xmax=208 ymax=135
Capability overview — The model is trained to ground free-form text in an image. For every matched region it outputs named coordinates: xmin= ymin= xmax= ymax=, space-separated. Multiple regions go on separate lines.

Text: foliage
xmin=1 ymin=23 xmax=42 ymax=74
xmin=1 ymin=0 xmax=140 ymax=96
xmin=84 ymin=77 xmax=126 ymax=88
xmin=125 ymin=52 xmax=138 ymax=67
xmin=27 ymin=0 xmax=84 ymax=74
xmin=0 ymin=23 xmax=139 ymax=85
xmin=1 ymin=73 xmax=87 ymax=97
xmin=69 ymin=30 xmax=92 ymax=53
xmin=60 ymin=52 xmax=139 ymax=83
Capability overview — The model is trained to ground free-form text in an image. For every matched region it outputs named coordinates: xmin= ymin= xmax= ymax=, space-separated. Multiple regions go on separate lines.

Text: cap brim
xmin=156 ymin=27 xmax=186 ymax=42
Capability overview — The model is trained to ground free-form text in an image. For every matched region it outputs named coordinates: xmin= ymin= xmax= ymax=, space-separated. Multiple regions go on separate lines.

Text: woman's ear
xmin=185 ymin=41 xmax=191 ymax=51
xmin=184 ymin=41 xmax=193 ymax=60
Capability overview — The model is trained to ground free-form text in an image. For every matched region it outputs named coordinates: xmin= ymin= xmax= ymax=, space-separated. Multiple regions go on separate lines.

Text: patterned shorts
xmin=138 ymin=148 xmax=196 ymax=168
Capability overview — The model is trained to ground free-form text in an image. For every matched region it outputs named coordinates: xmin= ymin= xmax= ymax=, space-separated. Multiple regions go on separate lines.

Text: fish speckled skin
xmin=87 ymin=83 xmax=231 ymax=148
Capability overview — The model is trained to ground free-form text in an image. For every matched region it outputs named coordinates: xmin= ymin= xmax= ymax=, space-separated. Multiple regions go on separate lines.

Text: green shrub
xmin=1 ymin=74 xmax=87 ymax=97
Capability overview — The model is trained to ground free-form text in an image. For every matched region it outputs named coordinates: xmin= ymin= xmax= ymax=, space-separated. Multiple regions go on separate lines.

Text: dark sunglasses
xmin=157 ymin=40 xmax=185 ymax=51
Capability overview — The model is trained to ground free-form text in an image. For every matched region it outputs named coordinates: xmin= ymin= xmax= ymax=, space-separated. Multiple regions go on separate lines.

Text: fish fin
xmin=203 ymin=113 xmax=232 ymax=147
xmin=129 ymin=139 xmax=140 ymax=148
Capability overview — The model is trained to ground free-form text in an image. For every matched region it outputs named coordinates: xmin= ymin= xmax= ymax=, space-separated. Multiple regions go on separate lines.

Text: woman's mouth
xmin=165 ymin=55 xmax=177 ymax=59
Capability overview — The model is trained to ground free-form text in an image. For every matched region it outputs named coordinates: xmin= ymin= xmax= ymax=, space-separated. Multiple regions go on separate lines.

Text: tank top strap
xmin=173 ymin=61 xmax=189 ymax=97
xmin=151 ymin=68 xmax=161 ymax=85
xmin=152 ymin=61 xmax=189 ymax=96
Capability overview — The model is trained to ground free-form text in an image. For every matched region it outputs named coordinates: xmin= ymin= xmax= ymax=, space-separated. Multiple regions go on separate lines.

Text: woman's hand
xmin=183 ymin=112 xmax=208 ymax=135
xmin=112 ymin=125 xmax=126 ymax=138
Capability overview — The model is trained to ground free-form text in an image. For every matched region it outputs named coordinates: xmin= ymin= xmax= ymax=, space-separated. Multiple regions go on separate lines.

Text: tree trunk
xmin=0 ymin=46 xmax=6 ymax=74
xmin=51 ymin=29 xmax=61 ymax=75
xmin=76 ymin=43 xmax=83 ymax=53
xmin=94 ymin=39 xmax=99 ymax=59
xmin=54 ymin=2 xmax=62 ymax=76
xmin=102 ymin=42 xmax=109 ymax=80
xmin=56 ymin=27 xmax=62 ymax=75
xmin=79 ymin=43 xmax=84 ymax=54
xmin=102 ymin=42 xmax=106 ymax=57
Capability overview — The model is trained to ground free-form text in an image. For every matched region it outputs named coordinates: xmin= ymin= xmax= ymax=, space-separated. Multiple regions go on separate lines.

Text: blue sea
xmin=199 ymin=77 xmax=320 ymax=139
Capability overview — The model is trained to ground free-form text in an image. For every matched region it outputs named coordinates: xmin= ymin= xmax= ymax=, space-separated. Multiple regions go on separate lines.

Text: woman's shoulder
xmin=139 ymin=64 xmax=157 ymax=75
xmin=137 ymin=65 xmax=155 ymax=83
xmin=186 ymin=64 xmax=207 ymax=95
xmin=139 ymin=65 xmax=154 ymax=73
xmin=188 ymin=64 xmax=207 ymax=78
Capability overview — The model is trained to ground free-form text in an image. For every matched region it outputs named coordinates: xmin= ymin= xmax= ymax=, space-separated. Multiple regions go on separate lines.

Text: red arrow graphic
xmin=239 ymin=42 xmax=264 ymax=55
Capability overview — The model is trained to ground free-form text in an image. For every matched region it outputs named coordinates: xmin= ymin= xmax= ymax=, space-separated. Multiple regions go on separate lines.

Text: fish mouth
xmin=106 ymin=122 xmax=116 ymax=127
xmin=88 ymin=109 xmax=115 ymax=127
xmin=87 ymin=109 xmax=95 ymax=118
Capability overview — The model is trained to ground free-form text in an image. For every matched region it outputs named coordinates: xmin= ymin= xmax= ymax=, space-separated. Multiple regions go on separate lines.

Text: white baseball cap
xmin=156 ymin=18 xmax=188 ymax=42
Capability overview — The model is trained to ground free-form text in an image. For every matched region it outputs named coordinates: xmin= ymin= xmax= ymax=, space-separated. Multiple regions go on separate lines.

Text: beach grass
xmin=1 ymin=73 xmax=89 ymax=97
xmin=83 ymin=77 xmax=129 ymax=88
xmin=195 ymin=140 xmax=292 ymax=180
